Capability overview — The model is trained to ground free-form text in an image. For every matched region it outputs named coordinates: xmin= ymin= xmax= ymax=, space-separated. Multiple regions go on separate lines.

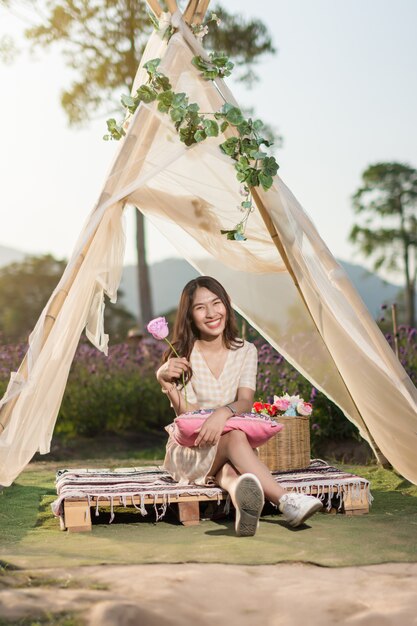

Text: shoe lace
xmin=282 ymin=493 xmax=301 ymax=511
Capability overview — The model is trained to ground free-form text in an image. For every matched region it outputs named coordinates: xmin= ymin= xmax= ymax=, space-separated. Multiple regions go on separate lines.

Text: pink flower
xmin=273 ymin=396 xmax=291 ymax=411
xmin=147 ymin=317 xmax=169 ymax=340
xmin=146 ymin=316 xmax=188 ymax=409
xmin=297 ymin=401 xmax=313 ymax=416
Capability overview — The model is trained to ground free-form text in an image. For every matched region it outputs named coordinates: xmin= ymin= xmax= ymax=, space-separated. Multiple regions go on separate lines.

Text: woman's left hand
xmin=194 ymin=411 xmax=228 ymax=447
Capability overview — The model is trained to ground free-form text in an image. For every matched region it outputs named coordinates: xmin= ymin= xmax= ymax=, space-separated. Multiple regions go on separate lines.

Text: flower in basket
xmin=147 ymin=317 xmax=187 ymax=408
xmin=273 ymin=393 xmax=312 ymax=417
xmin=252 ymin=401 xmax=279 ymax=418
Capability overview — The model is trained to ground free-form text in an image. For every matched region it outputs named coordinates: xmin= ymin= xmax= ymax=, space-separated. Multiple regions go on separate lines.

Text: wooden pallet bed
xmin=52 ymin=460 xmax=372 ymax=532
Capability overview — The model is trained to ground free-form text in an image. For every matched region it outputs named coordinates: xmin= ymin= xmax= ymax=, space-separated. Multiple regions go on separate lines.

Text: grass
xmin=1 ymin=454 xmax=417 ymax=570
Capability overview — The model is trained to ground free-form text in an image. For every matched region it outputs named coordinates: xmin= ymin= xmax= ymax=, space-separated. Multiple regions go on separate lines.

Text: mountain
xmin=119 ymin=257 xmax=404 ymax=320
xmin=0 ymin=243 xmax=404 ymax=320
xmin=119 ymin=258 xmax=198 ymax=318
xmin=340 ymin=260 xmax=401 ymax=317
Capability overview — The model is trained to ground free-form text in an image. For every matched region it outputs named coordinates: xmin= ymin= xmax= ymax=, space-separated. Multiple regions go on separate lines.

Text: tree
xmin=1 ymin=0 xmax=276 ymax=328
xmin=0 ymin=255 xmax=135 ymax=343
xmin=350 ymin=162 xmax=417 ymax=327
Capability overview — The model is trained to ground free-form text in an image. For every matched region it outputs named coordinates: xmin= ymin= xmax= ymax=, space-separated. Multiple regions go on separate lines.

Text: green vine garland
xmin=104 ymin=54 xmax=279 ymax=241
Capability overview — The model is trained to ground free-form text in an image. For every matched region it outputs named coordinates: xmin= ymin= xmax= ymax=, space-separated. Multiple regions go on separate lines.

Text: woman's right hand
xmin=156 ymin=357 xmax=190 ymax=385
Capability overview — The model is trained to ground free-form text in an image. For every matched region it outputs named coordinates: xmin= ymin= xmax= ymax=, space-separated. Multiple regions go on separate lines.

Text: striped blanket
xmin=51 ymin=460 xmax=372 ymax=523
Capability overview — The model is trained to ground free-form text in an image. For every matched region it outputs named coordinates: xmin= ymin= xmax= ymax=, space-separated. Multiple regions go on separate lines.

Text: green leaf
xmin=185 ymin=108 xmax=201 ymax=126
xmin=252 ymin=151 xmax=268 ymax=160
xmin=202 ymin=69 xmax=219 ymax=80
xmin=236 ymin=156 xmax=250 ymax=170
xmin=219 ymin=137 xmax=239 ymax=157
xmin=220 ymin=102 xmax=234 ymax=115
xmin=192 ymin=53 xmax=234 ymax=81
xmin=246 ymin=169 xmax=260 ymax=187
xmin=253 ymin=119 xmax=264 ymax=131
xmin=157 ymin=90 xmax=174 ymax=112
xmin=121 ymin=94 xmax=136 ymax=108
xmin=236 ymin=171 xmax=248 ymax=182
xmin=261 ymin=156 xmax=279 ymax=176
xmin=203 ymin=119 xmax=219 ymax=137
xmin=259 ymin=171 xmax=273 ymax=190
xmin=220 ymin=120 xmax=229 ymax=133
xmin=194 ymin=129 xmax=206 ymax=142
xmin=225 ymin=107 xmax=244 ymax=126
xmin=210 ymin=51 xmax=229 ymax=66
xmin=187 ymin=102 xmax=200 ymax=113
xmin=191 ymin=56 xmax=208 ymax=71
xmin=135 ymin=85 xmax=157 ymax=103
xmin=236 ymin=121 xmax=251 ymax=136
xmin=143 ymin=58 xmax=161 ymax=75
xmin=154 ymin=75 xmax=171 ymax=91
xmin=241 ymin=141 xmax=263 ymax=159
xmin=179 ymin=126 xmax=196 ymax=146
xmin=241 ymin=201 xmax=252 ymax=209
xmin=170 ymin=107 xmax=185 ymax=123
xmin=220 ymin=229 xmax=238 ymax=240
xmin=221 ymin=61 xmax=234 ymax=77
xmin=172 ymin=92 xmax=188 ymax=108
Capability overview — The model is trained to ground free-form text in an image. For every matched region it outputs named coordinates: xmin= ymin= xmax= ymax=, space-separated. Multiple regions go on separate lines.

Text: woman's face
xmin=191 ymin=286 xmax=227 ymax=341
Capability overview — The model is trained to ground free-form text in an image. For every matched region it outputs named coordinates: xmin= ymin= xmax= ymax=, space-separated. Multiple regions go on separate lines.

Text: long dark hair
xmin=161 ymin=276 xmax=243 ymax=382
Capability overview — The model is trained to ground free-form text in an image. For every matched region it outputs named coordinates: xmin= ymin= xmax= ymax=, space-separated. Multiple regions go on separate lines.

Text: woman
xmin=156 ymin=276 xmax=322 ymax=536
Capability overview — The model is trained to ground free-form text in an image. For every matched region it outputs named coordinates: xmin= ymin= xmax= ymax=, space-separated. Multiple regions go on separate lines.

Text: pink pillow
xmin=172 ymin=410 xmax=284 ymax=448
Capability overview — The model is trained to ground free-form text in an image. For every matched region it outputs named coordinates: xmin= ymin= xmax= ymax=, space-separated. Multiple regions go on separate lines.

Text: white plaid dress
xmin=163 ymin=340 xmax=258 ymax=485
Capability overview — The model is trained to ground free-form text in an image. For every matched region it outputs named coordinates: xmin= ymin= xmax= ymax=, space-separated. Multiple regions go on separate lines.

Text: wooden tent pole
xmin=391 ymin=303 xmax=400 ymax=358
xmin=183 ymin=0 xmax=199 ymax=24
xmin=193 ymin=0 xmax=211 ymax=24
xmin=165 ymin=0 xmax=178 ymax=14
xmin=145 ymin=0 xmax=163 ymax=17
xmin=250 ymin=186 xmax=391 ymax=468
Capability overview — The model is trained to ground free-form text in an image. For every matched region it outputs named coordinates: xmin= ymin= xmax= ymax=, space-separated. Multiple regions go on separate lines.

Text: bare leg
xmin=210 ymin=430 xmax=286 ymax=505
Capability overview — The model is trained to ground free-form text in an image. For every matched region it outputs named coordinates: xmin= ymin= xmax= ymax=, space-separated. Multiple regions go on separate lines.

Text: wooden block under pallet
xmin=342 ymin=487 xmax=369 ymax=515
xmin=177 ymin=500 xmax=200 ymax=526
xmin=63 ymin=499 xmax=92 ymax=532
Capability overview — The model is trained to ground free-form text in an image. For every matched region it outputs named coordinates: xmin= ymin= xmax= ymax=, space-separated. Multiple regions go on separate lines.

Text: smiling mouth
xmin=205 ymin=319 xmax=222 ymax=328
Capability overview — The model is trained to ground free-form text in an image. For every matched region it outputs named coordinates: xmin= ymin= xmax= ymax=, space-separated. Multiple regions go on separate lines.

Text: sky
xmin=1 ymin=0 xmax=417 ymax=281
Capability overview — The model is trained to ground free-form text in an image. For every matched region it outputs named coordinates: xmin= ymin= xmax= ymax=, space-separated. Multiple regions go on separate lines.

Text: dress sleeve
xmin=238 ymin=342 xmax=258 ymax=391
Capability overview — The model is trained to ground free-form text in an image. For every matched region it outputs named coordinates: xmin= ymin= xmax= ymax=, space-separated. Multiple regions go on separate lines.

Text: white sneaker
xmin=279 ymin=493 xmax=323 ymax=527
xmin=234 ymin=473 xmax=265 ymax=537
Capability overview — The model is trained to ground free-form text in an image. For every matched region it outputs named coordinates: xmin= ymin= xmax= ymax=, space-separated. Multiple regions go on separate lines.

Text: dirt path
xmin=1 ymin=562 xmax=417 ymax=625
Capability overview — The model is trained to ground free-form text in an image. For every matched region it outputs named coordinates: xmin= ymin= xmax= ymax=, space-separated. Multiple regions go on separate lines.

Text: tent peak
xmin=145 ymin=0 xmax=211 ymax=25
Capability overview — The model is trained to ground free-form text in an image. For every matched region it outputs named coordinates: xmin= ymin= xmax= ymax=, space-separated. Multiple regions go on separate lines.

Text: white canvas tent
xmin=0 ymin=2 xmax=416 ymax=488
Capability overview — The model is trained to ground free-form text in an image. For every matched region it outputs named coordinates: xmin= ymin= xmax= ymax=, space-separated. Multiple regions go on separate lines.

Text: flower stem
xmin=164 ymin=339 xmax=188 ymax=411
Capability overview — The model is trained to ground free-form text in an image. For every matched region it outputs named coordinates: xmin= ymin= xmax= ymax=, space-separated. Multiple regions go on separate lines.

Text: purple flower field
xmin=0 ymin=323 xmax=415 ymax=453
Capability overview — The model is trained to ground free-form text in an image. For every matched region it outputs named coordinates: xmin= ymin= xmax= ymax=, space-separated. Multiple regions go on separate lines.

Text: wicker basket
xmin=258 ymin=415 xmax=310 ymax=472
